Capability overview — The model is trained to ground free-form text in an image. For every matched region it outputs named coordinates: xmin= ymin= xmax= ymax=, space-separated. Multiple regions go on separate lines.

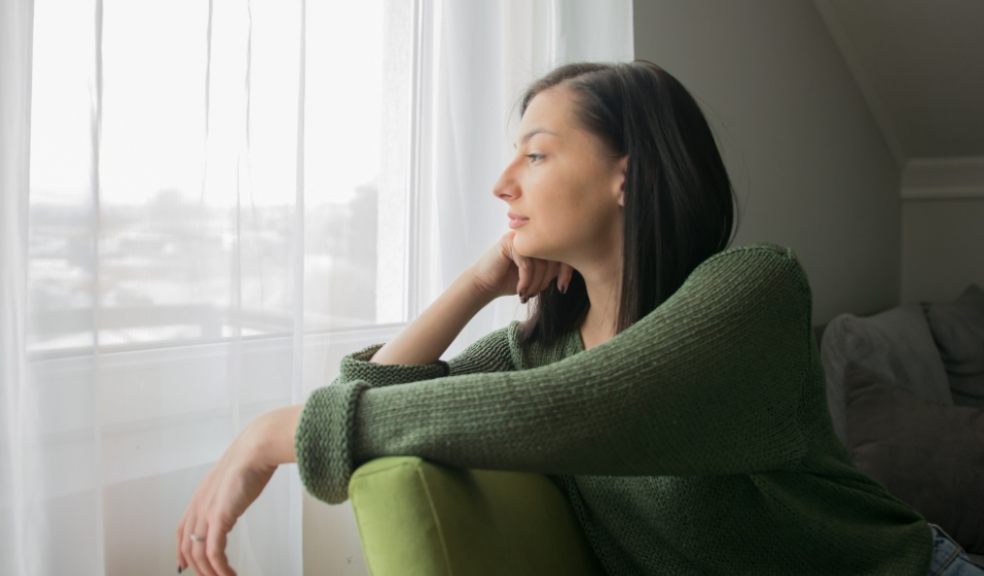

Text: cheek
xmin=549 ymin=189 xmax=599 ymax=229
xmin=537 ymin=205 xmax=592 ymax=249
xmin=522 ymin=171 xmax=610 ymax=249
xmin=556 ymin=195 xmax=619 ymax=249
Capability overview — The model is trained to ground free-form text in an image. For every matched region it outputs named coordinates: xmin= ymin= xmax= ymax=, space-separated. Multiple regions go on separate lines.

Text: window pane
xmin=28 ymin=0 xmax=413 ymax=354
xmin=303 ymin=0 xmax=411 ymax=330
xmin=98 ymin=0 xmax=216 ymax=347
xmin=28 ymin=0 xmax=98 ymax=352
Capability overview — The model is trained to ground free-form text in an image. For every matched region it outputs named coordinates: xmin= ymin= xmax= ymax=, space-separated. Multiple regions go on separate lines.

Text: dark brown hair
xmin=517 ymin=60 xmax=738 ymax=348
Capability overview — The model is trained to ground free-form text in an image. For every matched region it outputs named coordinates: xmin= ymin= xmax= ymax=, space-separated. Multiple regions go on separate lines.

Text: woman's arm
xmin=369 ymin=268 xmax=495 ymax=365
xmin=186 ymin=260 xmax=512 ymax=481
xmin=296 ymin=244 xmax=816 ymax=504
xmin=370 ymin=231 xmax=572 ymax=366
xmin=176 ymin=234 xmax=570 ymax=574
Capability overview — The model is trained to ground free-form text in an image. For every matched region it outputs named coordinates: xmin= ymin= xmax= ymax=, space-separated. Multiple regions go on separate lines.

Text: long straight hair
xmin=517 ymin=61 xmax=738 ymax=348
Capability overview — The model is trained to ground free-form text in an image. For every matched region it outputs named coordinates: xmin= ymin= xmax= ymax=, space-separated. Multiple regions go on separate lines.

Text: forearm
xmin=256 ymin=272 xmax=491 ymax=467
xmin=370 ymin=267 xmax=495 ymax=365
xmin=249 ymin=404 xmax=302 ymax=467
xmin=357 ymin=249 xmax=810 ymax=476
xmin=296 ymin=246 xmax=814 ymax=503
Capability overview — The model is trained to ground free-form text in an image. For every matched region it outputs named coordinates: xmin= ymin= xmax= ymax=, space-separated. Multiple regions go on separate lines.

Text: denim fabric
xmin=927 ymin=523 xmax=984 ymax=576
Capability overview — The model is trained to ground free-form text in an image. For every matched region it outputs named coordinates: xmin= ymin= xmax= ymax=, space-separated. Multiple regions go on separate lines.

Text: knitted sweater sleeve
xmin=296 ymin=244 xmax=813 ymax=504
xmin=328 ymin=324 xmax=516 ymax=389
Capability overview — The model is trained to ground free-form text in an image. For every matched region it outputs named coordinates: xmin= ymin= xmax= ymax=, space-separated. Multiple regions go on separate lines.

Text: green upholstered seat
xmin=349 ymin=456 xmax=604 ymax=575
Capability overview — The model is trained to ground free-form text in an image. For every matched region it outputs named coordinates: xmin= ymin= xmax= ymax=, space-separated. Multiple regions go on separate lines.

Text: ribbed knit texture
xmin=295 ymin=243 xmax=933 ymax=575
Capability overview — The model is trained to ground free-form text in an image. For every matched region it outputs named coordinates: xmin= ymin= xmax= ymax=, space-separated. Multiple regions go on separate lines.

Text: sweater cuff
xmin=295 ymin=380 xmax=371 ymax=504
xmin=338 ymin=343 xmax=450 ymax=386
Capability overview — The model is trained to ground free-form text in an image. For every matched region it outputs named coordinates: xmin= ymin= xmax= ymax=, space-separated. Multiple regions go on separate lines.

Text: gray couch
xmin=817 ymin=283 xmax=984 ymax=564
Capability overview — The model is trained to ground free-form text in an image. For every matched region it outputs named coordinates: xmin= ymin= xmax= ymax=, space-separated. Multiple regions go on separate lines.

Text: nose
xmin=492 ymin=159 xmax=520 ymax=202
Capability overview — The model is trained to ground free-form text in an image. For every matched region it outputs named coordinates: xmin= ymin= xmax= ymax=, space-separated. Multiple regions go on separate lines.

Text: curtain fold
xmin=2 ymin=0 xmax=633 ymax=574
xmin=2 ymin=1 xmax=37 ymax=574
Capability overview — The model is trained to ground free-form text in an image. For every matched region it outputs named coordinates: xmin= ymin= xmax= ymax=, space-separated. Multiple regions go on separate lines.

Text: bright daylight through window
xmin=29 ymin=0 xmax=413 ymax=355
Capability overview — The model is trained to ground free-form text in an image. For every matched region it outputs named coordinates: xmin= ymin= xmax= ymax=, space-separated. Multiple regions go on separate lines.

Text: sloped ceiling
xmin=815 ymin=0 xmax=984 ymax=163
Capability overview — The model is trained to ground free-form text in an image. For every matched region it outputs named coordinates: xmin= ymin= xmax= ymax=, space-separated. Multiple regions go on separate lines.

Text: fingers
xmin=540 ymin=262 xmax=563 ymax=290
xmin=526 ymin=260 xmax=547 ymax=300
xmin=538 ymin=260 xmax=559 ymax=295
xmin=176 ymin=514 xmax=188 ymax=572
xmin=207 ymin=525 xmax=236 ymax=576
xmin=506 ymin=230 xmax=576 ymax=301
xmin=179 ymin=488 xmax=208 ymax=573
xmin=180 ymin=515 xmax=197 ymax=574
xmin=557 ymin=263 xmax=574 ymax=293
xmin=518 ymin=259 xmax=576 ymax=302
xmin=515 ymin=253 xmax=532 ymax=301
xmin=190 ymin=520 xmax=217 ymax=576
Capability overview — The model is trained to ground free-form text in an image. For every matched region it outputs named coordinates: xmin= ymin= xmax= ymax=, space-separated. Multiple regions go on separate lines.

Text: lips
xmin=508 ymin=213 xmax=529 ymax=229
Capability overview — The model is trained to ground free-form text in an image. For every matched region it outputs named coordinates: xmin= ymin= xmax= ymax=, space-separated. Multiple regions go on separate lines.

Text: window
xmin=25 ymin=0 xmax=419 ymax=518
xmin=29 ymin=0 xmax=414 ymax=356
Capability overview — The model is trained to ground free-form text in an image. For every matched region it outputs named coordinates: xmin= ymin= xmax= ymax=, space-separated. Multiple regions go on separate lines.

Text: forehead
xmin=518 ymin=86 xmax=575 ymax=134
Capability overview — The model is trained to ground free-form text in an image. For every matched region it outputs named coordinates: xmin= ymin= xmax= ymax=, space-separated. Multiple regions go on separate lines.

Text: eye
xmin=526 ymin=153 xmax=545 ymax=163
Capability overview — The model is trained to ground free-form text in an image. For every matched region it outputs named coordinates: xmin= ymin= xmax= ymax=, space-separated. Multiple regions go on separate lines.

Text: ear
xmin=614 ymin=155 xmax=628 ymax=207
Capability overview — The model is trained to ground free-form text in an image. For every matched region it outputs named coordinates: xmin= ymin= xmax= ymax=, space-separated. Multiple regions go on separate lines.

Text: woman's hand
xmin=176 ymin=406 xmax=300 ymax=575
xmin=176 ymin=427 xmax=273 ymax=576
xmin=469 ymin=231 xmax=575 ymax=303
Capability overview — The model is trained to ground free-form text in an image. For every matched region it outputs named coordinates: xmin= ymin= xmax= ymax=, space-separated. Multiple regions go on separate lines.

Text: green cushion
xmin=349 ymin=456 xmax=604 ymax=575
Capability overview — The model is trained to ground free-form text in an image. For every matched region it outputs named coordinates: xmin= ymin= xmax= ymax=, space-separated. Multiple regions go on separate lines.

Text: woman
xmin=176 ymin=61 xmax=982 ymax=575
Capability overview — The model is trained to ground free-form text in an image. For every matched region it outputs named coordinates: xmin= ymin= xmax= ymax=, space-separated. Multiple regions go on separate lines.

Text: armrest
xmin=349 ymin=456 xmax=604 ymax=576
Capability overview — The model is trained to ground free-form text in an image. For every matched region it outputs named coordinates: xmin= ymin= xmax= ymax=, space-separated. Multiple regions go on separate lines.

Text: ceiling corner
xmin=812 ymin=0 xmax=906 ymax=170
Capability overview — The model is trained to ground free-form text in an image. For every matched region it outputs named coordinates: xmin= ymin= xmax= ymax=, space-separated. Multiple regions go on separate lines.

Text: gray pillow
xmin=821 ymin=303 xmax=953 ymax=444
xmin=926 ymin=284 xmax=984 ymax=408
xmin=844 ymin=361 xmax=984 ymax=554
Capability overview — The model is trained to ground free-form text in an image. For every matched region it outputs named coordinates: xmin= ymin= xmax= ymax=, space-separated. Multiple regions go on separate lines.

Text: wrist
xmin=244 ymin=405 xmax=302 ymax=469
xmin=461 ymin=266 xmax=498 ymax=303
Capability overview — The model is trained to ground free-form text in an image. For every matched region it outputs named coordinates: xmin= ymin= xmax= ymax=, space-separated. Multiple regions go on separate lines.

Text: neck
xmin=563 ymin=219 xmax=624 ymax=349
xmin=575 ymin=257 xmax=622 ymax=348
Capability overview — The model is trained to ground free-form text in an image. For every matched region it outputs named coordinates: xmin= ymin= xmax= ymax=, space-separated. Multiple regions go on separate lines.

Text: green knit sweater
xmin=295 ymin=243 xmax=933 ymax=575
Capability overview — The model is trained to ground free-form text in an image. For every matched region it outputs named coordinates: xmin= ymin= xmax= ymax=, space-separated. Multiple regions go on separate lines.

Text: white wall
xmin=900 ymin=157 xmax=984 ymax=304
xmin=634 ymin=0 xmax=901 ymax=324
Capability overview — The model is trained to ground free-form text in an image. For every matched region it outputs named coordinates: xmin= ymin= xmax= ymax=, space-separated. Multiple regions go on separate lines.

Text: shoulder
xmin=657 ymin=242 xmax=814 ymax=336
xmin=693 ymin=242 xmax=811 ymax=299
xmin=700 ymin=242 xmax=800 ymax=267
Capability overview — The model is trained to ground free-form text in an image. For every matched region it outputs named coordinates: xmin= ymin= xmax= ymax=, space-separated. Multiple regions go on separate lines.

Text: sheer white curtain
xmin=4 ymin=0 xmax=412 ymax=574
xmin=1 ymin=0 xmax=631 ymax=574
xmin=2 ymin=0 xmax=36 ymax=575
xmin=416 ymin=0 xmax=635 ymax=355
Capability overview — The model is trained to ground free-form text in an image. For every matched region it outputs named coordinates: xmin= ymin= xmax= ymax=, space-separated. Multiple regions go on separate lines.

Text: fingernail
xmin=177 ymin=567 xmax=183 ymax=574
xmin=560 ymin=282 xmax=568 ymax=294
xmin=520 ymin=295 xmax=528 ymax=304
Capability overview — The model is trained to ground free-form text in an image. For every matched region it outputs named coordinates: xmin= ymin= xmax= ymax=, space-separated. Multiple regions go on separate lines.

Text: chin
xmin=514 ymin=235 xmax=560 ymax=262
xmin=512 ymin=234 xmax=540 ymax=259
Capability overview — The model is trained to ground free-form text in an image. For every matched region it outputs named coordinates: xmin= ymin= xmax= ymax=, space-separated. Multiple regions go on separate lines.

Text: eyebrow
xmin=513 ymin=128 xmax=558 ymax=149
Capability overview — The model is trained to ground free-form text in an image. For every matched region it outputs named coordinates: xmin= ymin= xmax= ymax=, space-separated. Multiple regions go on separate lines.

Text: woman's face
xmin=493 ymin=86 xmax=627 ymax=265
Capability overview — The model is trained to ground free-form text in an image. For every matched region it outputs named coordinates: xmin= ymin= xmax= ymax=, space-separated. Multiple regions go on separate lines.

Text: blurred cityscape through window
xmin=28 ymin=0 xmax=412 ymax=355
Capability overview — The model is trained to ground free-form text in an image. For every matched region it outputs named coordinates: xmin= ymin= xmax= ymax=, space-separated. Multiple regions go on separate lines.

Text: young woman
xmin=176 ymin=61 xmax=983 ymax=576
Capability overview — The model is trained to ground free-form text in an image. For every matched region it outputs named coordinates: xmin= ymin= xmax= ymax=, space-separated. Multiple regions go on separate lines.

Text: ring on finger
xmin=190 ymin=533 xmax=206 ymax=543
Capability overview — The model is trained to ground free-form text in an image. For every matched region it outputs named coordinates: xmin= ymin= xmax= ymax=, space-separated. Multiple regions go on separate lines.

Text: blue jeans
xmin=928 ymin=523 xmax=984 ymax=575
